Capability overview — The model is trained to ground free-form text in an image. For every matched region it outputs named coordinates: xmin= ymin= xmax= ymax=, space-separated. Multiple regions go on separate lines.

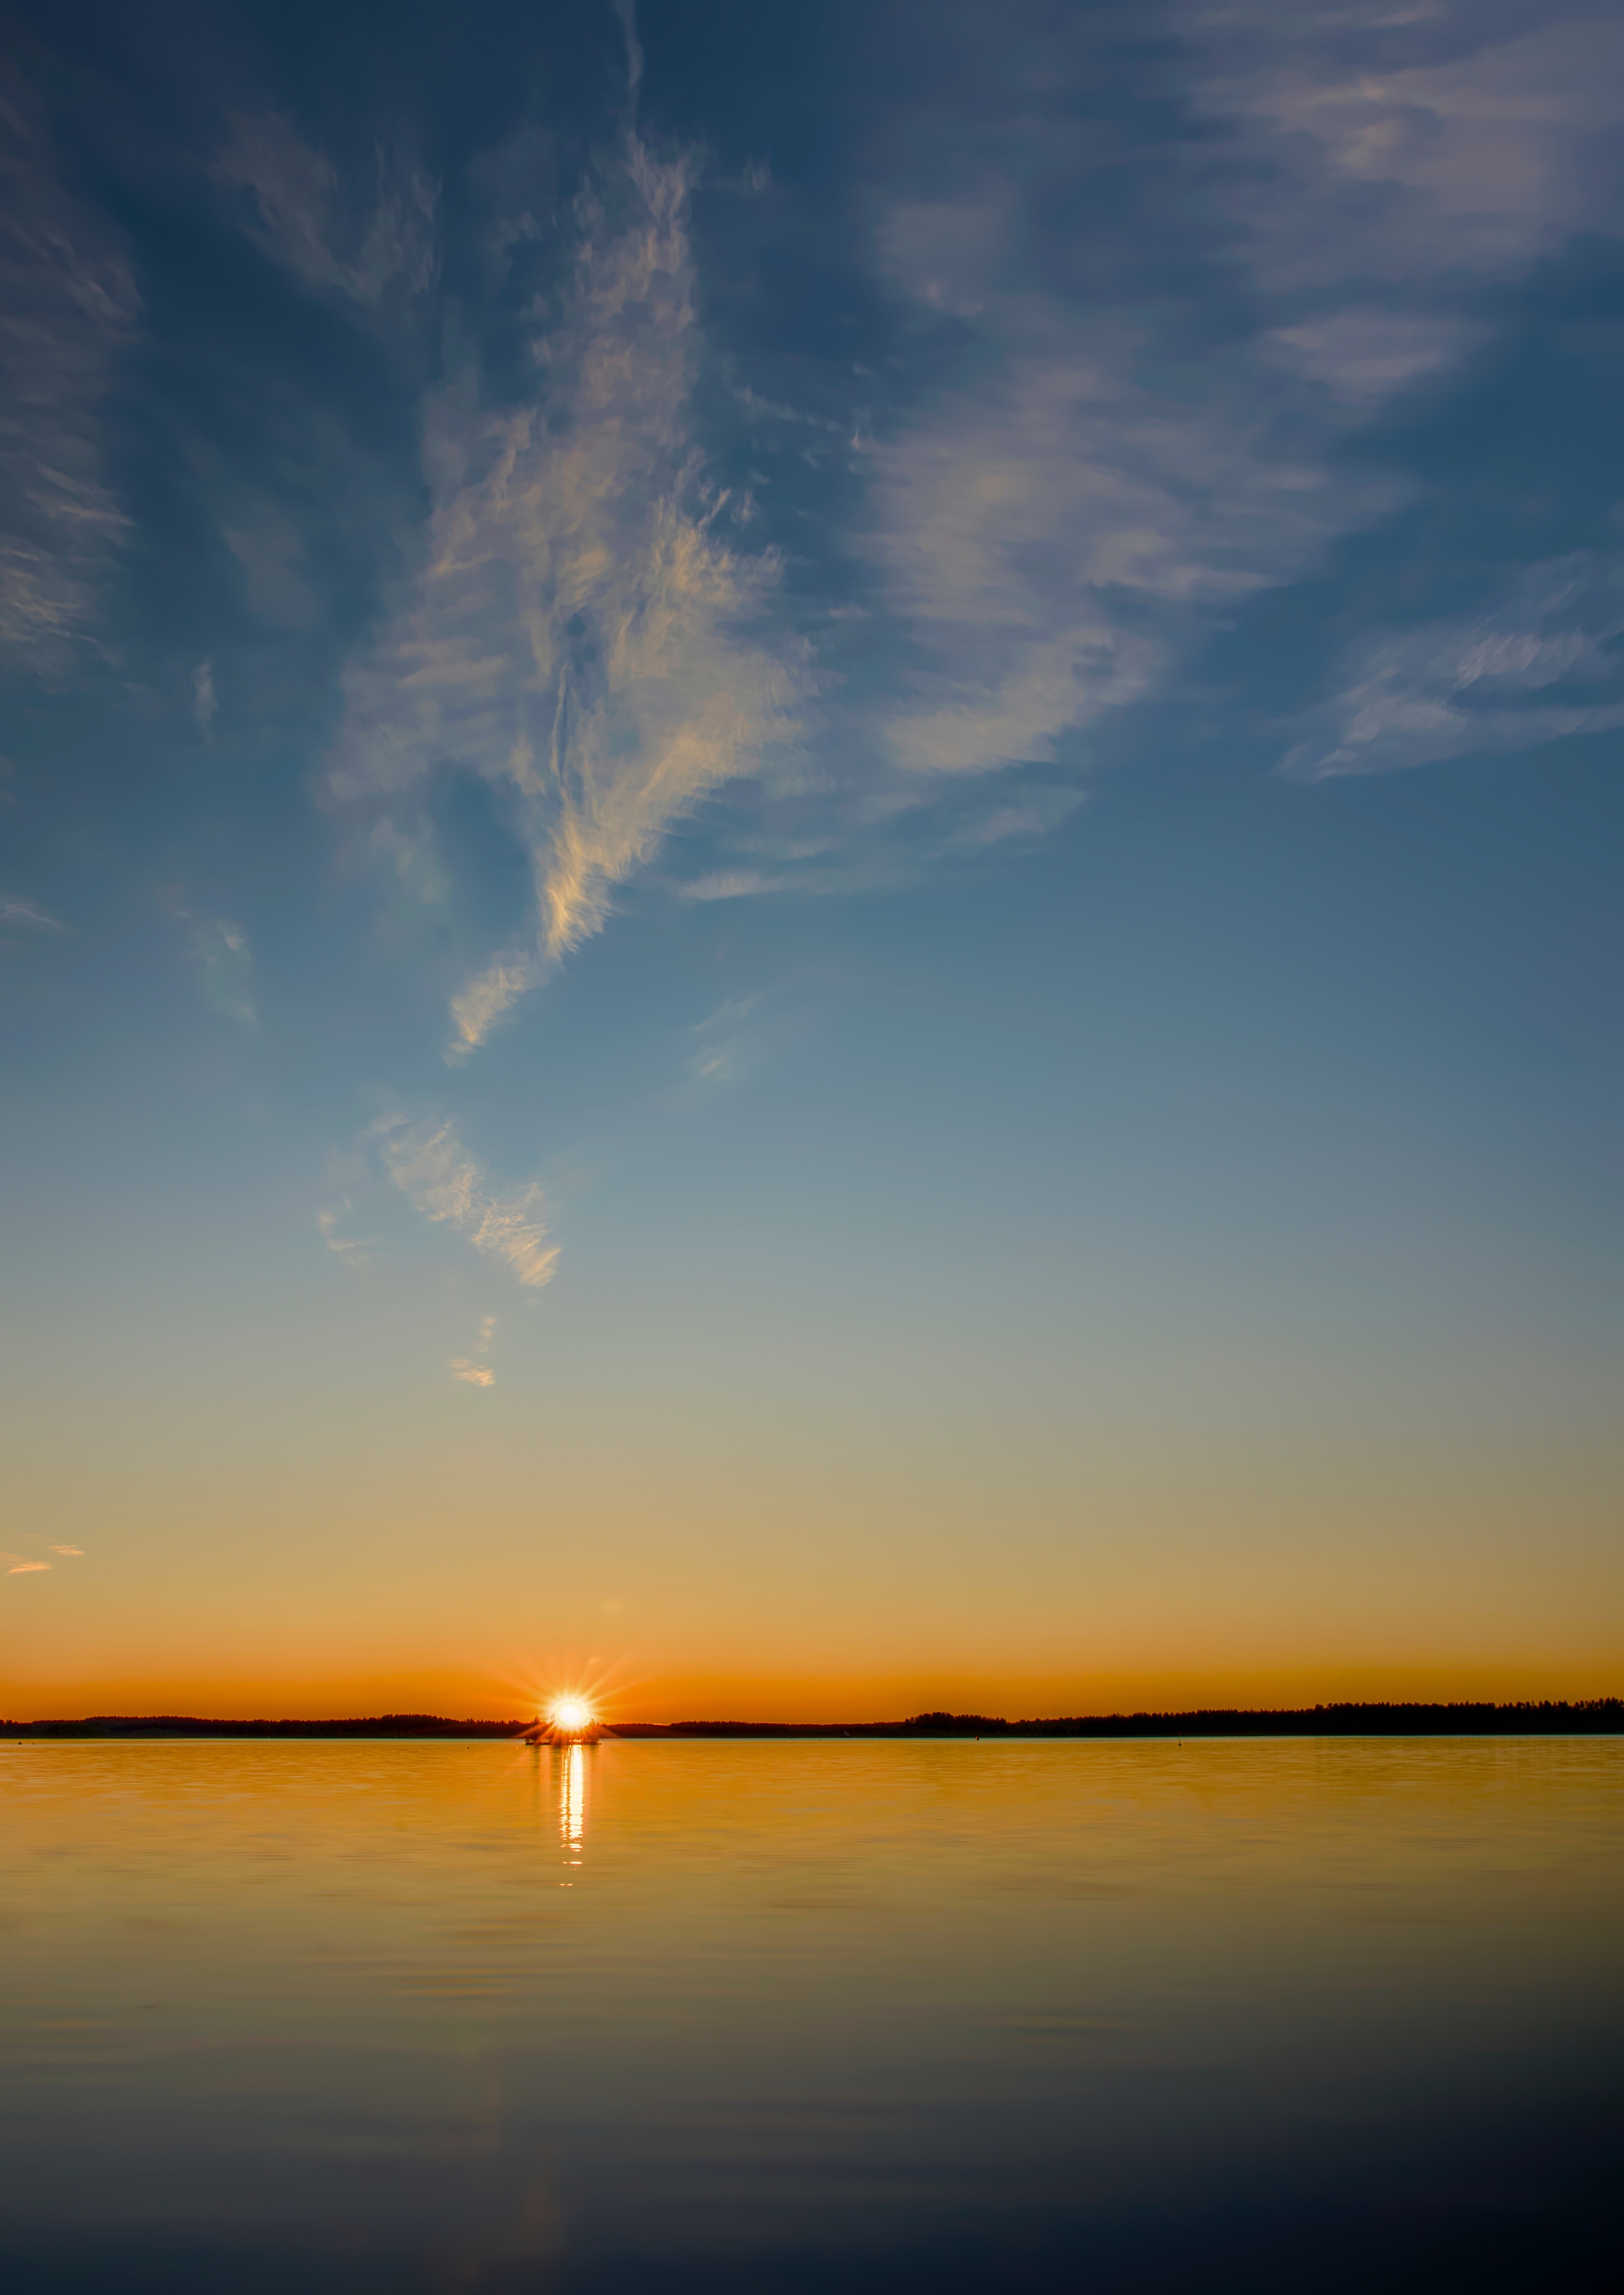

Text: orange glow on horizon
xmin=5 ymin=1381 xmax=1614 ymax=1729
xmin=1 ymin=1649 xmax=1619 ymax=1726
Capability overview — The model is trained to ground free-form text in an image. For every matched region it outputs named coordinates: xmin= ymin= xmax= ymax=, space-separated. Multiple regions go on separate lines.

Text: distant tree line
xmin=0 ymin=1713 xmax=528 ymax=1738
xmin=3 ymin=1700 xmax=1619 ymax=1739
xmin=637 ymin=1702 xmax=1623 ymax=1738
xmin=894 ymin=1702 xmax=1624 ymax=1738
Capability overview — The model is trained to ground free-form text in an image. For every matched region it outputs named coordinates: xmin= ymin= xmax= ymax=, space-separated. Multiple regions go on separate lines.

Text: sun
xmin=550 ymin=1696 xmax=595 ymax=1734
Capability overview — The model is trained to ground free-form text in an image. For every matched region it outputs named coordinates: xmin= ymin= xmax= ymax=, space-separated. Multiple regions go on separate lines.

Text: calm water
xmin=1 ymin=1738 xmax=1619 ymax=2292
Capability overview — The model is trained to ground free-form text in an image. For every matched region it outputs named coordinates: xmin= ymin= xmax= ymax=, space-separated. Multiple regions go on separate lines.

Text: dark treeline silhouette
xmin=2 ymin=1700 xmax=1619 ymax=1740
xmin=620 ymin=1700 xmax=1623 ymax=1738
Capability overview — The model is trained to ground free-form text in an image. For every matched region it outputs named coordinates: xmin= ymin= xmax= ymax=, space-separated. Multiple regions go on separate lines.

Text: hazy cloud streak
xmin=0 ymin=68 xmax=137 ymax=681
xmin=329 ymin=137 xmax=803 ymax=1047
xmin=1282 ymin=553 xmax=1624 ymax=780
xmin=172 ymin=911 xmax=258 ymax=1028
xmin=862 ymin=2 xmax=1624 ymax=793
xmin=1203 ymin=10 xmax=1624 ymax=292
xmin=216 ymin=111 xmax=438 ymax=313
xmin=317 ymin=1202 xmax=372 ymax=1267
xmin=1 ymin=893 xmax=65 ymax=932
xmin=449 ymin=1312 xmax=498 ymax=1386
xmin=193 ymin=660 xmax=217 ymax=736
xmin=383 ymin=1119 xmax=559 ymax=1288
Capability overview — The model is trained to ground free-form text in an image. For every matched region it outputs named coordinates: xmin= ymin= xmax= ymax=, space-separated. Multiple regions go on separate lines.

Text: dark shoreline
xmin=2 ymin=1700 xmax=1619 ymax=1740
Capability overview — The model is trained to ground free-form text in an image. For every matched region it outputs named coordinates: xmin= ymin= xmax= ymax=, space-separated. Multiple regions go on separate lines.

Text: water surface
xmin=1 ymin=1737 xmax=1618 ymax=2290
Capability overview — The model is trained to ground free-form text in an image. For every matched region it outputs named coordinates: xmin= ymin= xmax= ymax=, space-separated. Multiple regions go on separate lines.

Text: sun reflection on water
xmin=557 ymin=1742 xmax=586 ymax=1867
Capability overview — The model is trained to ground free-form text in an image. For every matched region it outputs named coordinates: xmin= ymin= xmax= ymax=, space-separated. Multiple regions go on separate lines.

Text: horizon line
xmin=4 ymin=1698 xmax=1621 ymax=1741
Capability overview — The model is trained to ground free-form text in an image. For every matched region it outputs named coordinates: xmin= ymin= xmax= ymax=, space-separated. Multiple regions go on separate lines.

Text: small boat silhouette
xmin=523 ymin=1719 xmax=610 ymax=1746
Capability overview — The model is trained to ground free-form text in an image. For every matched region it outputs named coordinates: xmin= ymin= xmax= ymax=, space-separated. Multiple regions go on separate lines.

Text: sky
xmin=1 ymin=0 xmax=1620 ymax=1721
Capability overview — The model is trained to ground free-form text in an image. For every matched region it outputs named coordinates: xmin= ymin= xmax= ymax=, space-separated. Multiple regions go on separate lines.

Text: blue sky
xmin=1 ymin=0 xmax=1620 ymax=1713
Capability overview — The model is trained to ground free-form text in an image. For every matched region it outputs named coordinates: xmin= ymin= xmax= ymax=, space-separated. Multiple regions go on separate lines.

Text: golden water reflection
xmin=1 ymin=1738 xmax=1617 ymax=2286
xmin=555 ymin=1741 xmax=586 ymax=1866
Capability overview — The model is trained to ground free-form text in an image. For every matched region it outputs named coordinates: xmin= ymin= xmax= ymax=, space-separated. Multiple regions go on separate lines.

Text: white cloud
xmin=1208 ymin=13 xmax=1624 ymax=291
xmin=3 ymin=1556 xmax=49 ymax=1574
xmin=859 ymin=3 xmax=1624 ymax=793
xmin=176 ymin=912 xmax=258 ymax=1028
xmin=679 ymin=868 xmax=793 ymax=904
xmin=865 ymin=287 xmax=1395 ymax=784
xmin=1 ymin=893 xmax=64 ymax=932
xmin=216 ymin=113 xmax=438 ymax=312
xmin=47 ymin=1544 xmax=83 ymax=1555
xmin=317 ymin=1202 xmax=372 ymax=1267
xmin=611 ymin=0 xmax=644 ymax=108
xmin=368 ymin=815 xmax=450 ymax=910
xmin=192 ymin=660 xmax=216 ymax=736
xmin=449 ymin=1313 xmax=498 ymax=1386
xmin=328 ymin=136 xmax=805 ymax=1047
xmin=1282 ymin=551 xmax=1624 ymax=778
xmin=953 ymin=791 xmax=1087 ymax=847
xmin=0 ymin=68 xmax=137 ymax=680
xmin=382 ymin=1119 xmax=559 ymax=1288
xmin=687 ymin=992 xmax=764 ymax=1086
xmin=1259 ymin=313 xmax=1484 ymax=407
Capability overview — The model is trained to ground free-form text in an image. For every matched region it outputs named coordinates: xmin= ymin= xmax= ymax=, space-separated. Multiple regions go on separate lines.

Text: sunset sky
xmin=2 ymin=0 xmax=1620 ymax=1720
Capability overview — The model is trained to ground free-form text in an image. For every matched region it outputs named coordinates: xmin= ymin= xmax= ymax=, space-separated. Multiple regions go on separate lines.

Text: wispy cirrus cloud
xmin=3 ymin=1541 xmax=81 ymax=1573
xmin=1282 ymin=551 xmax=1624 ymax=780
xmin=328 ymin=135 xmax=804 ymax=1050
xmin=215 ymin=111 xmax=438 ymax=315
xmin=171 ymin=910 xmax=258 ymax=1028
xmin=1 ymin=893 xmax=65 ymax=932
xmin=854 ymin=1 xmax=1624 ymax=799
xmin=680 ymin=867 xmax=793 ymax=905
xmin=317 ymin=1201 xmax=372 ymax=1267
xmin=292 ymin=3 xmax=1624 ymax=999
xmin=449 ymin=1313 xmax=497 ymax=1386
xmin=862 ymin=231 xmax=1398 ymax=792
xmin=863 ymin=300 xmax=1366 ymax=780
xmin=192 ymin=660 xmax=217 ymax=737
xmin=382 ymin=1117 xmax=559 ymax=1288
xmin=0 ymin=67 xmax=137 ymax=682
xmin=949 ymin=788 xmax=1087 ymax=848
xmin=687 ymin=992 xmax=765 ymax=1087
xmin=1259 ymin=313 xmax=1484 ymax=410
xmin=1204 ymin=10 xmax=1624 ymax=293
